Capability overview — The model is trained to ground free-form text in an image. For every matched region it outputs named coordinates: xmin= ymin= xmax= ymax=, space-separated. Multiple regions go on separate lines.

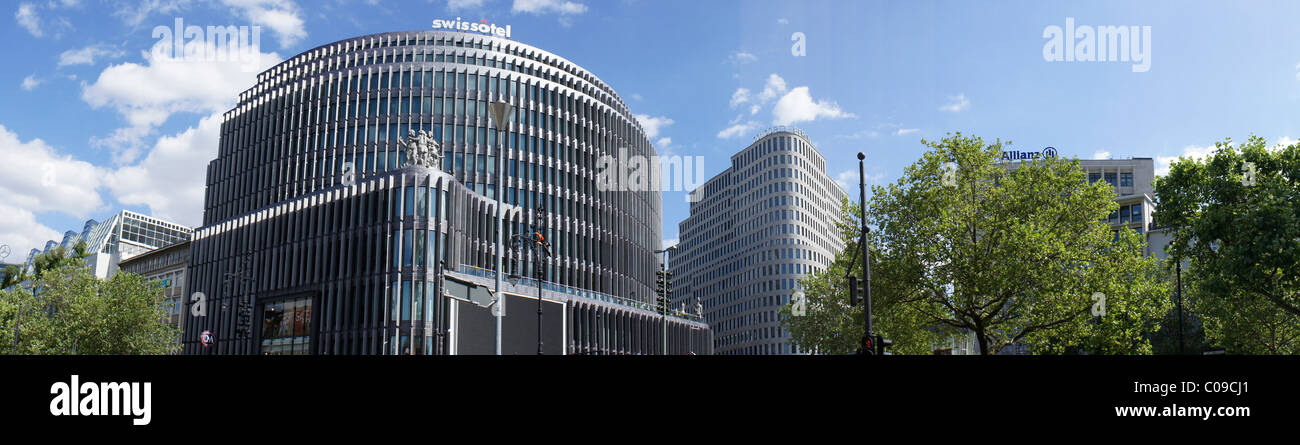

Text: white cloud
xmin=838 ymin=129 xmax=879 ymax=139
xmin=717 ymin=121 xmax=759 ymax=139
xmin=777 ymin=18 xmax=788 ymax=25
xmin=81 ymin=39 xmax=280 ymax=163
xmin=219 ymin=0 xmax=307 ymax=48
xmin=104 ymin=112 xmax=222 ymax=227
xmin=662 ymin=238 xmax=678 ymax=250
xmin=729 ymin=74 xmax=787 ymax=117
xmin=728 ymin=51 xmax=757 ymax=64
xmin=729 ymin=87 xmax=751 ymax=108
xmin=938 ymin=93 xmax=970 ymax=112
xmin=1092 ymin=150 xmax=1111 ymax=159
xmin=0 ymin=203 xmax=64 ymax=260
xmin=634 ymin=114 xmax=674 ymax=139
xmin=757 ymin=73 xmax=787 ymax=103
xmin=112 ymin=0 xmax=190 ymax=27
xmin=20 ymin=75 xmax=42 ymax=91
xmin=447 ymin=0 xmax=486 ymax=9
xmin=0 ymin=123 xmax=108 ymax=255
xmin=834 ymin=170 xmax=855 ymax=190
xmin=1295 ymin=62 xmax=1299 ymax=80
xmin=834 ymin=170 xmax=886 ymax=193
xmin=1155 ymin=144 xmax=1221 ymax=177
xmin=0 ymin=124 xmax=106 ymax=219
xmin=16 ymin=2 xmax=42 ymax=37
xmin=513 ymin=0 xmax=587 ymax=15
xmin=629 ymin=93 xmax=642 ymax=101
xmin=1274 ymin=136 xmax=1295 ymax=149
xmin=655 ymin=137 xmax=674 ymax=156
xmin=896 ymin=128 xmax=919 ymax=136
xmin=58 ymin=44 xmax=126 ymax=67
xmin=772 ymin=86 xmax=855 ymax=126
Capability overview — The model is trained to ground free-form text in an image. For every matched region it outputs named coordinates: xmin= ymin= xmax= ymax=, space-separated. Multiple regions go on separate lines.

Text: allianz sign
xmin=1001 ymin=147 xmax=1059 ymax=161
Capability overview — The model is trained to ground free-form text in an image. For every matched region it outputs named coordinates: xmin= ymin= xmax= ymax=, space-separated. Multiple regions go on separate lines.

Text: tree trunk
xmin=974 ymin=321 xmax=990 ymax=355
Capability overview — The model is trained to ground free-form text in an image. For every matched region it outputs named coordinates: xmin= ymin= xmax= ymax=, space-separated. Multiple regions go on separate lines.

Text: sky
xmin=1 ymin=0 xmax=1298 ymax=258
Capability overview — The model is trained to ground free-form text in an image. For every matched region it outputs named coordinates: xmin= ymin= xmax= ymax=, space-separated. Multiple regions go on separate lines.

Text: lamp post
xmin=508 ymin=205 xmax=551 ymax=355
xmin=488 ymin=101 xmax=513 ymax=356
xmin=858 ymin=152 xmax=874 ymax=352
xmin=1177 ymin=260 xmax=1184 ymax=354
xmin=655 ymin=245 xmax=677 ymax=355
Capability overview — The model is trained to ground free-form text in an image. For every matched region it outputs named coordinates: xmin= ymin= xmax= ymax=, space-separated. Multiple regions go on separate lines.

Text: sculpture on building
xmin=400 ymin=129 xmax=442 ymax=169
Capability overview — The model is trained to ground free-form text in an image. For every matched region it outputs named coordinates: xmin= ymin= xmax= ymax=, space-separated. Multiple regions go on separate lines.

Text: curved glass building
xmin=671 ymin=128 xmax=846 ymax=355
xmin=182 ymin=30 xmax=710 ymax=355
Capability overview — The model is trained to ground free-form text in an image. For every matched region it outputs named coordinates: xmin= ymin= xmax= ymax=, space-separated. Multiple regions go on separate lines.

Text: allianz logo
xmin=1001 ymin=147 xmax=1059 ymax=161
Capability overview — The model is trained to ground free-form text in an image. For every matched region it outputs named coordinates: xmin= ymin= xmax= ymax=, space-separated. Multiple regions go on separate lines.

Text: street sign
xmin=469 ymin=286 xmax=495 ymax=308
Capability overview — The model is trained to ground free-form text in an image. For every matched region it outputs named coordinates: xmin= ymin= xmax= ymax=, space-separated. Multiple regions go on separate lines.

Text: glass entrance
xmin=261 ymin=296 xmax=314 ymax=355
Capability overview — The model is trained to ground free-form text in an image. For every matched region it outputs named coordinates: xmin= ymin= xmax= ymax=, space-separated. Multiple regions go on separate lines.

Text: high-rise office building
xmin=671 ymin=127 xmax=847 ymax=355
xmin=182 ymin=29 xmax=710 ymax=355
xmin=1005 ymin=154 xmax=1165 ymax=256
xmin=23 ymin=210 xmax=193 ymax=279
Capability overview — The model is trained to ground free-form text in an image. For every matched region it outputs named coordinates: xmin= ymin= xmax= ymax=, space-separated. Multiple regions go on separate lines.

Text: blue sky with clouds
xmin=2 ymin=0 xmax=1298 ymax=256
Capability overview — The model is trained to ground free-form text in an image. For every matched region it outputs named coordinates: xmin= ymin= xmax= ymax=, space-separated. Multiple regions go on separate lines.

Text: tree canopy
xmin=1153 ymin=135 xmax=1300 ymax=354
xmin=0 ymin=246 xmax=180 ymax=355
xmin=784 ymin=133 xmax=1171 ymax=354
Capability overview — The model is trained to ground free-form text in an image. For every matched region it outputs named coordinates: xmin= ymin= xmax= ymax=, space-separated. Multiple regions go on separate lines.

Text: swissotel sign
xmin=433 ymin=17 xmax=512 ymax=38
xmin=1001 ymin=146 xmax=1059 ymax=161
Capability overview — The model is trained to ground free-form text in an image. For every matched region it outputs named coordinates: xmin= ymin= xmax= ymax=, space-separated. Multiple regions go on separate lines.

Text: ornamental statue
xmin=400 ymin=129 xmax=442 ymax=169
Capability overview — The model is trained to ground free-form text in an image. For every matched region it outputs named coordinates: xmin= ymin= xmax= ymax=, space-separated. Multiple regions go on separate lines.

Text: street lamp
xmin=488 ymin=100 xmax=512 ymax=356
xmin=655 ymin=245 xmax=678 ymax=355
xmin=508 ymin=205 xmax=551 ymax=355
xmin=843 ymin=152 xmax=876 ymax=355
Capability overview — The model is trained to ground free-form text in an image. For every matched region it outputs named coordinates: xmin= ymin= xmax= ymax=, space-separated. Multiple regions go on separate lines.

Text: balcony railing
xmin=456 ymin=265 xmax=703 ymax=321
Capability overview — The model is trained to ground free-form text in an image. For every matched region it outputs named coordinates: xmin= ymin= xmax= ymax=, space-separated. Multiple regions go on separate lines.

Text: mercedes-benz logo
xmin=0 ymin=244 xmax=10 ymax=260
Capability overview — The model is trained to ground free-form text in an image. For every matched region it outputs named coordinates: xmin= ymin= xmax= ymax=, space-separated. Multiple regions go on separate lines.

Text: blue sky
xmin=2 ymin=0 xmax=1298 ymax=257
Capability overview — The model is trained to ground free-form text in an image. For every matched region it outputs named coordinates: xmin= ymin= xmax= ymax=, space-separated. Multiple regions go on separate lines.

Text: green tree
xmin=1153 ymin=135 xmax=1300 ymax=354
xmin=862 ymin=133 xmax=1168 ymax=354
xmin=779 ymin=198 xmax=949 ymax=355
xmin=0 ymin=265 xmax=27 ymax=290
xmin=0 ymin=251 xmax=179 ymax=355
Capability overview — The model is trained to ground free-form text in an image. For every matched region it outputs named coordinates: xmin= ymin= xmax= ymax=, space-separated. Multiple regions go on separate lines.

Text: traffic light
xmin=848 ymin=276 xmax=859 ymax=306
xmin=664 ymin=271 xmax=673 ymax=299
xmin=876 ymin=334 xmax=893 ymax=355
xmin=860 ymin=335 xmax=874 ymax=355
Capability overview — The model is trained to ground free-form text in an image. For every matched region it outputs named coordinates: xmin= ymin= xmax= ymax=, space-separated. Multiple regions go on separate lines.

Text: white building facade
xmin=671 ymin=128 xmax=847 ymax=355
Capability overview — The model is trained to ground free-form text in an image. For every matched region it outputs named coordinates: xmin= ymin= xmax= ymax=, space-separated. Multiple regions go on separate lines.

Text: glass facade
xmin=181 ymin=30 xmax=701 ymax=355
xmin=201 ymin=29 xmax=660 ymax=304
